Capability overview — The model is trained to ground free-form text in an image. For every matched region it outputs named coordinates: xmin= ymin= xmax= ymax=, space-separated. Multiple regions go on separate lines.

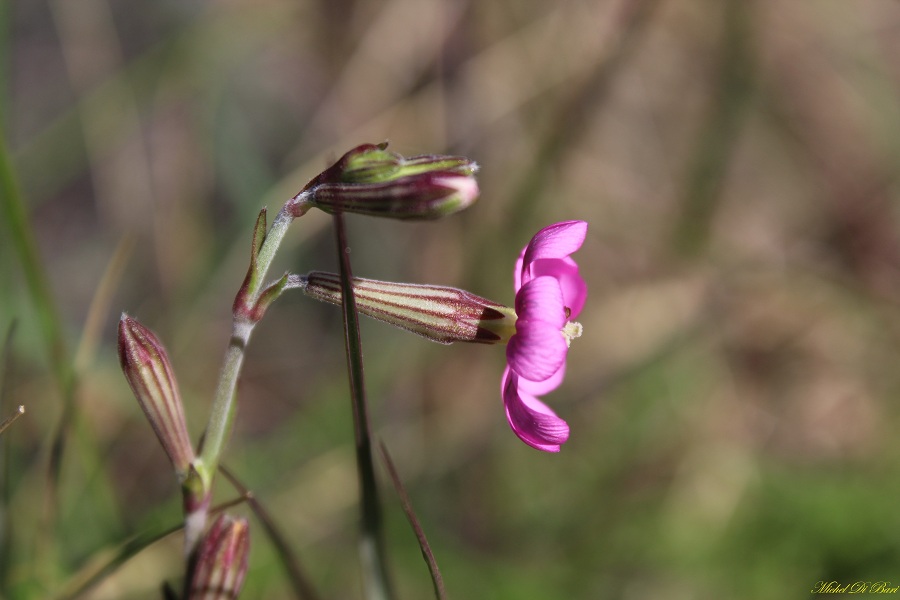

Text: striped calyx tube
xmin=118 ymin=314 xmax=195 ymax=481
xmin=299 ymin=271 xmax=517 ymax=344
xmin=186 ymin=514 xmax=250 ymax=600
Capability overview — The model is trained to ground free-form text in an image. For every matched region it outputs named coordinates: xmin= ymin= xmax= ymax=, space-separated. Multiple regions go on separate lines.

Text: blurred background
xmin=3 ymin=0 xmax=900 ymax=598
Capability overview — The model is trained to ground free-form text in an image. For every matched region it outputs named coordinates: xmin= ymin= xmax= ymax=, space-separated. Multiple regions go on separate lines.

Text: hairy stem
xmin=198 ymin=205 xmax=294 ymax=475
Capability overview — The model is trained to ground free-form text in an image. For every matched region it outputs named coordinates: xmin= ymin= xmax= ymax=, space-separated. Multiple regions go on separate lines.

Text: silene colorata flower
xmin=502 ymin=220 xmax=587 ymax=452
xmin=297 ymin=220 xmax=587 ymax=452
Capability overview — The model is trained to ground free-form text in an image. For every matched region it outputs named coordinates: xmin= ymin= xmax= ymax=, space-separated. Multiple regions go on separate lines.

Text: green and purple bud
xmin=186 ymin=514 xmax=250 ymax=600
xmin=288 ymin=142 xmax=479 ymax=220
xmin=118 ymin=314 xmax=195 ymax=481
xmin=298 ymin=271 xmax=517 ymax=344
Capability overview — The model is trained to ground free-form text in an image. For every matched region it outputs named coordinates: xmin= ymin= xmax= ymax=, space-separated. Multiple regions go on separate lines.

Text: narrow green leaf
xmin=378 ymin=442 xmax=445 ymax=600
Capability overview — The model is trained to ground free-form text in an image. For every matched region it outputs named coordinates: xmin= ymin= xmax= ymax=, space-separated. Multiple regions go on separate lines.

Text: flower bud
xmin=118 ymin=314 xmax=195 ymax=480
xmin=186 ymin=514 xmax=250 ymax=600
xmin=314 ymin=142 xmax=477 ymax=184
xmin=289 ymin=143 xmax=479 ymax=220
xmin=300 ymin=271 xmax=517 ymax=344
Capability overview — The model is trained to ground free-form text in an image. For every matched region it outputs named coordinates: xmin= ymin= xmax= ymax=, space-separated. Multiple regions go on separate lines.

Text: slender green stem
xmin=196 ymin=322 xmax=251 ymax=486
xmin=333 ymin=213 xmax=394 ymax=600
xmin=378 ymin=442 xmax=445 ymax=600
xmin=196 ymin=205 xmax=295 ymax=481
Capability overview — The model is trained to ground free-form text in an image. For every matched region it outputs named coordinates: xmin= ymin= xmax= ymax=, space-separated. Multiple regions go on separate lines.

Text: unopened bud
xmin=289 ymin=143 xmax=479 ymax=220
xmin=300 ymin=271 xmax=517 ymax=344
xmin=186 ymin=514 xmax=250 ymax=600
xmin=118 ymin=314 xmax=195 ymax=480
xmin=314 ymin=142 xmax=477 ymax=184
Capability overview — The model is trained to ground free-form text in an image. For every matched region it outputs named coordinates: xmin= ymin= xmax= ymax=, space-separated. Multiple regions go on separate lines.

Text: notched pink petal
xmin=503 ymin=369 xmax=570 ymax=452
xmin=522 ymin=221 xmax=587 ymax=269
xmin=507 ymin=319 xmax=567 ymax=382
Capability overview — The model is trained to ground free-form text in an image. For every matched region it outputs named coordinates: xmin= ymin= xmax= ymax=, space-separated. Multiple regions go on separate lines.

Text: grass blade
xmin=378 ymin=441 xmax=445 ymax=600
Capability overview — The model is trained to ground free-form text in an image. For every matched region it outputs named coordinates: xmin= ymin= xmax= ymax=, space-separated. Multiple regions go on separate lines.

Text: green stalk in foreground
xmin=334 ymin=213 xmax=394 ymax=600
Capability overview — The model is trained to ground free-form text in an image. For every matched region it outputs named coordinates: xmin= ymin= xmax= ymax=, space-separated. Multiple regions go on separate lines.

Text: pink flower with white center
xmin=503 ymin=221 xmax=588 ymax=452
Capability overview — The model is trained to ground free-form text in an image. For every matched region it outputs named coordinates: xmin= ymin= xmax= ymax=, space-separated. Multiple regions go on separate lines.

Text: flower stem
xmin=196 ymin=321 xmax=251 ymax=486
xmin=333 ymin=213 xmax=394 ymax=600
xmin=195 ymin=206 xmax=296 ymax=497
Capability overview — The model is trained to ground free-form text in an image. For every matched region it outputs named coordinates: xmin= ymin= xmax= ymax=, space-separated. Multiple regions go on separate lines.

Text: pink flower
xmin=503 ymin=221 xmax=588 ymax=452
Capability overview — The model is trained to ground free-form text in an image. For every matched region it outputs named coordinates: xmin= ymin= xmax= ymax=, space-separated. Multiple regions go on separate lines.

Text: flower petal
xmin=525 ymin=257 xmax=587 ymax=318
xmin=514 ymin=277 xmax=566 ymax=327
xmin=519 ymin=362 xmax=566 ymax=396
xmin=507 ymin=319 xmax=567 ymax=382
xmin=508 ymin=277 xmax=568 ymax=381
xmin=522 ymin=220 xmax=587 ymax=269
xmin=514 ymin=253 xmax=526 ymax=293
xmin=502 ymin=368 xmax=570 ymax=452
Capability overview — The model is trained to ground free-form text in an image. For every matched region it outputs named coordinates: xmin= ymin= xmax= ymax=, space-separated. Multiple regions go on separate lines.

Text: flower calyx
xmin=117 ymin=314 xmax=195 ymax=480
xmin=300 ymin=271 xmax=517 ymax=344
xmin=287 ymin=142 xmax=479 ymax=220
xmin=185 ymin=514 xmax=250 ymax=600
